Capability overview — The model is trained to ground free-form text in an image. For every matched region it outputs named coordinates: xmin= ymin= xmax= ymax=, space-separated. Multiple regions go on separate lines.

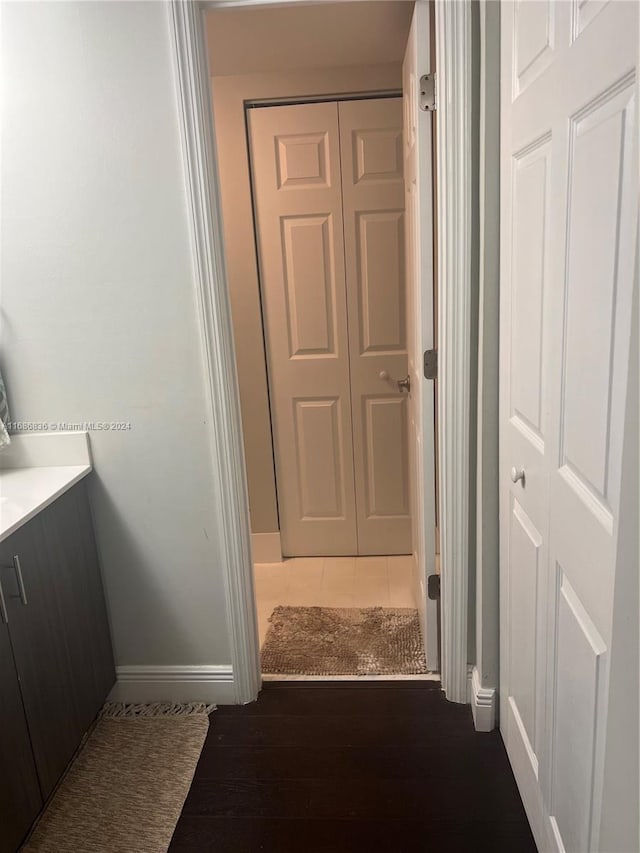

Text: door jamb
xmin=434 ymin=0 xmax=473 ymax=703
xmin=169 ymin=0 xmax=472 ymax=704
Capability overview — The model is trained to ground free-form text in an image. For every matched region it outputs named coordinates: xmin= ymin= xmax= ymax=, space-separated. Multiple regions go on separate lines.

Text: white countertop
xmin=0 ymin=433 xmax=93 ymax=543
xmin=0 ymin=465 xmax=92 ymax=542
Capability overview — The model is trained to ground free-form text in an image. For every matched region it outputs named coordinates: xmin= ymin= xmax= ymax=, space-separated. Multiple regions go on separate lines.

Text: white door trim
xmin=435 ymin=0 xmax=473 ymax=703
xmin=169 ymin=1 xmax=260 ymax=704
xmin=111 ymin=665 xmax=236 ymax=705
xmin=169 ymin=0 xmax=473 ymax=704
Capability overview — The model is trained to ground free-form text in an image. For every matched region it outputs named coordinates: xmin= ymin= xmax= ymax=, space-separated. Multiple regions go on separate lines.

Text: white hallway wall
xmin=1 ymin=1 xmax=234 ymax=699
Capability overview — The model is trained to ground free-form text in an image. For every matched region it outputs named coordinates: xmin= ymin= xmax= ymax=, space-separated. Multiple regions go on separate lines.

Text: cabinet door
xmin=0 ymin=619 xmax=42 ymax=853
xmin=1 ymin=482 xmax=115 ymax=799
xmin=37 ymin=482 xmax=115 ymax=734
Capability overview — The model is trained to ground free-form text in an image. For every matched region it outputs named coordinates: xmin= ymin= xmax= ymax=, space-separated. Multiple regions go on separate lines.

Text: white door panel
xmin=249 ymin=103 xmax=358 ymax=556
xmin=293 ymin=398 xmax=349 ymax=520
xmin=550 ymin=572 xmax=608 ymax=852
xmin=338 ymin=97 xmax=411 ymax=555
xmin=250 ymin=97 xmax=419 ymax=558
xmin=500 ymin=2 xmax=638 ymax=851
xmin=510 ymin=136 xmax=550 ymax=445
xmin=402 ymin=1 xmax=437 ymax=667
xmin=508 ymin=496 xmax=545 ymax=763
xmin=513 ymin=0 xmax=555 ymax=97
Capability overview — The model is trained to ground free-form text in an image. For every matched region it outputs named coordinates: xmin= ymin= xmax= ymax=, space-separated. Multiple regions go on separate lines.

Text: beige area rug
xmin=261 ymin=605 xmax=427 ymax=676
xmin=22 ymin=703 xmax=213 ymax=853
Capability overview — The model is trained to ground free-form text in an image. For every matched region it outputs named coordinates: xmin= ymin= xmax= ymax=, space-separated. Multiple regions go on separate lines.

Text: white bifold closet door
xmin=249 ymin=98 xmax=410 ymax=557
xmin=500 ymin=1 xmax=638 ymax=850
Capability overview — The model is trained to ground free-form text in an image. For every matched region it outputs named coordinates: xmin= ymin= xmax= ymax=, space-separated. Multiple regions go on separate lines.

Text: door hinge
xmin=427 ymin=574 xmax=440 ymax=600
xmin=419 ymin=73 xmax=436 ymax=112
xmin=423 ymin=348 xmax=437 ymax=380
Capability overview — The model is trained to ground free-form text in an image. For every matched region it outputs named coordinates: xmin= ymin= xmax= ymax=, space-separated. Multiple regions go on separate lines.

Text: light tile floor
xmin=254 ymin=555 xmax=417 ymax=648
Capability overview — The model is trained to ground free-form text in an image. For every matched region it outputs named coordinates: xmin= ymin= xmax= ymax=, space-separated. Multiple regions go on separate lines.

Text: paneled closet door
xmin=338 ymin=98 xmax=411 ymax=556
xmin=248 ymin=102 xmax=358 ymax=556
xmin=500 ymin=2 xmax=638 ymax=850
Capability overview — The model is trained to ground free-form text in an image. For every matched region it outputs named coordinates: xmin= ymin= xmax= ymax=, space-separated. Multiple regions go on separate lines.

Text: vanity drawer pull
xmin=0 ymin=579 xmax=8 ymax=624
xmin=0 ymin=555 xmax=28 ymax=610
xmin=12 ymin=556 xmax=27 ymax=606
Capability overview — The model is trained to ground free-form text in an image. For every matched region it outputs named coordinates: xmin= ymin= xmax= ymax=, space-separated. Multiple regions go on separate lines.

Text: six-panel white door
xmin=249 ymin=99 xmax=412 ymax=557
xmin=500 ymin=1 xmax=638 ymax=850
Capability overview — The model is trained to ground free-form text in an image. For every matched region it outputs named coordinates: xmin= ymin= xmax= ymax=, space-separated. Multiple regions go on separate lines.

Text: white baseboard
xmin=109 ymin=665 xmax=236 ymax=704
xmin=251 ymin=531 xmax=282 ymax=563
xmin=469 ymin=665 xmax=497 ymax=731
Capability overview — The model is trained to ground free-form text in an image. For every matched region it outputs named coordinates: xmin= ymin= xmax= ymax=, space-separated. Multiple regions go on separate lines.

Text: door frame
xmin=169 ymin=0 xmax=473 ymax=704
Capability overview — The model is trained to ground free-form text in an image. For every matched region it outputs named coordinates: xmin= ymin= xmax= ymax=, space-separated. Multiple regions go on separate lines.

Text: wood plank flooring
xmin=169 ymin=682 xmax=536 ymax=853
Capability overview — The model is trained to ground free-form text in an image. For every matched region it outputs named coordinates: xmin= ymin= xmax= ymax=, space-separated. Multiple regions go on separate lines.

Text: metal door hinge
xmin=423 ymin=348 xmax=437 ymax=380
xmin=419 ymin=73 xmax=436 ymax=111
xmin=427 ymin=574 xmax=440 ymax=600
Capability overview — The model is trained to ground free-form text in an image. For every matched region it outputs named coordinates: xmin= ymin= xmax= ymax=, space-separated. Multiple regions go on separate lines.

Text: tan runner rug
xmin=261 ymin=605 xmax=427 ymax=676
xmin=22 ymin=704 xmax=213 ymax=853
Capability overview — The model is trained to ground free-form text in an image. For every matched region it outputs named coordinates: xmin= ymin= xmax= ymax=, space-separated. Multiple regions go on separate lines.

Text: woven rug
xmin=22 ymin=703 xmax=213 ymax=853
xmin=261 ymin=605 xmax=427 ymax=676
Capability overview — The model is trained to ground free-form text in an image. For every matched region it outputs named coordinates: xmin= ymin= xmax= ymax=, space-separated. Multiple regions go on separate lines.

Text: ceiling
xmin=205 ymin=2 xmax=415 ymax=77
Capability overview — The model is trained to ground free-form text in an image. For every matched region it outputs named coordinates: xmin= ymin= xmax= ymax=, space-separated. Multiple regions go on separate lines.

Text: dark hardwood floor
xmin=169 ymin=682 xmax=537 ymax=853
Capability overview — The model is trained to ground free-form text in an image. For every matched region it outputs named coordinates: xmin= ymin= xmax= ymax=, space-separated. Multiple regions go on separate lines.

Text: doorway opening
xmin=206 ymin=0 xmax=439 ymax=679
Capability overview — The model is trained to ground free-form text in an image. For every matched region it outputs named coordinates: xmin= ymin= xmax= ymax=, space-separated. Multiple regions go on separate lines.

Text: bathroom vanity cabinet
xmin=0 ymin=480 xmax=115 ymax=852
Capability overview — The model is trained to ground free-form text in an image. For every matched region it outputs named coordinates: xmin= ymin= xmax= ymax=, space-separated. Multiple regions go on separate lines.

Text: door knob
xmin=510 ymin=467 xmax=525 ymax=486
xmin=397 ymin=375 xmax=411 ymax=393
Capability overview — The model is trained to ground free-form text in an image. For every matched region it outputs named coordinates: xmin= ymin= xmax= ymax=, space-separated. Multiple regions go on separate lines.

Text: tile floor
xmin=254 ymin=555 xmax=417 ymax=648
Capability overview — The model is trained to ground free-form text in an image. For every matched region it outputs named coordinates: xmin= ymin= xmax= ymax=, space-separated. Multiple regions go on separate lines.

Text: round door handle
xmin=510 ymin=467 xmax=525 ymax=486
xmin=397 ymin=375 xmax=411 ymax=393
xmin=379 ymin=371 xmax=410 ymax=393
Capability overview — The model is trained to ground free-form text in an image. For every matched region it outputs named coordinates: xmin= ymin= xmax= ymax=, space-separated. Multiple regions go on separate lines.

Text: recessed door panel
xmin=560 ymin=82 xmax=635 ymax=509
xmin=549 ymin=570 xmax=607 ymax=853
xmin=571 ymin=0 xmax=609 ymax=41
xmin=281 ymin=214 xmax=337 ymax=358
xmin=363 ymin=396 xmax=409 ymax=518
xmin=294 ymin=398 xmax=346 ymax=519
xmin=514 ymin=0 xmax=554 ymax=96
xmin=353 ymin=128 xmax=403 ymax=183
xmin=275 ymin=132 xmax=330 ymax=189
xmin=357 ymin=211 xmax=406 ymax=353
xmin=508 ymin=499 xmax=543 ymax=758
xmin=511 ymin=136 xmax=550 ymax=444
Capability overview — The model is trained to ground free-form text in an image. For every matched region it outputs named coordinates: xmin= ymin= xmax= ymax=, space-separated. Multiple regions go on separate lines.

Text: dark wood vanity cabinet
xmin=0 ymin=618 xmax=42 ymax=853
xmin=0 ymin=479 xmax=115 ymax=852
